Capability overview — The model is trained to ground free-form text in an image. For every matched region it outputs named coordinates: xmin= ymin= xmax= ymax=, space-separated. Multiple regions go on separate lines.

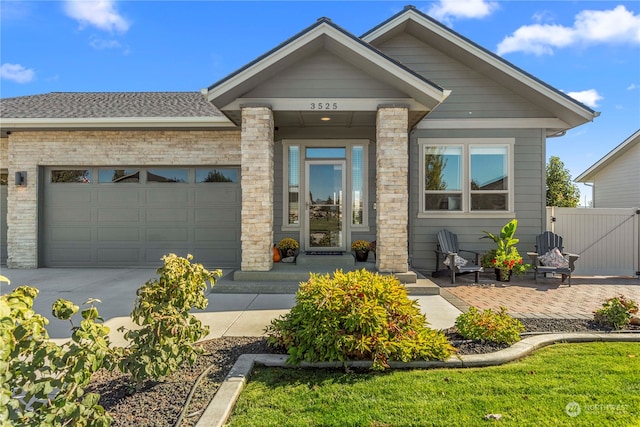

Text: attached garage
xmin=41 ymin=166 xmax=240 ymax=268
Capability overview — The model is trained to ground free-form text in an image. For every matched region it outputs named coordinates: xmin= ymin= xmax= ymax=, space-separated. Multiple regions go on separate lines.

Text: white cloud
xmin=89 ymin=37 xmax=122 ymax=50
xmin=427 ymin=0 xmax=498 ymax=23
xmin=497 ymin=5 xmax=640 ymax=55
xmin=64 ymin=0 xmax=129 ymax=33
xmin=497 ymin=24 xmax=575 ymax=56
xmin=0 ymin=63 xmax=35 ymax=83
xmin=565 ymin=89 xmax=603 ymax=108
xmin=627 ymin=83 xmax=639 ymax=90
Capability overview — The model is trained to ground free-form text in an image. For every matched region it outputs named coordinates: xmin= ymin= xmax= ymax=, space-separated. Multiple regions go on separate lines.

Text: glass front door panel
xmin=307 ymin=162 xmax=344 ymax=250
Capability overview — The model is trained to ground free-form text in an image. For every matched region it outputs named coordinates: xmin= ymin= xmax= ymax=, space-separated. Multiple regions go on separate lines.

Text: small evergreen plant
xmin=455 ymin=306 xmax=524 ymax=344
xmin=266 ymin=269 xmax=455 ymax=370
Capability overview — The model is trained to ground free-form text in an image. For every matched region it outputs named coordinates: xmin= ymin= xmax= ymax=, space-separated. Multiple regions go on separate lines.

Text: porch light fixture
xmin=15 ymin=171 xmax=27 ymax=186
xmin=320 ymin=117 xmax=331 ymax=121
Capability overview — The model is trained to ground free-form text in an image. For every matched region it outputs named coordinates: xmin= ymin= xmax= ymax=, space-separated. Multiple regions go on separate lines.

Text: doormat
xmin=305 ymin=251 xmax=345 ymax=256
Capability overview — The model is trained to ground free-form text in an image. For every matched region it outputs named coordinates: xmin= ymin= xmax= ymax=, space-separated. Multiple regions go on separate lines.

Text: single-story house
xmin=0 ymin=6 xmax=598 ymax=278
xmin=575 ymin=129 xmax=640 ymax=208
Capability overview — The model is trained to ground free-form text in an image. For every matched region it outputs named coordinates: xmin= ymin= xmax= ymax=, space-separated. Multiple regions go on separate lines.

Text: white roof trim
xmin=418 ymin=118 xmax=570 ymax=132
xmin=575 ymin=129 xmax=640 ymax=182
xmin=0 ymin=116 xmax=235 ymax=130
xmin=362 ymin=9 xmax=597 ymax=123
xmin=207 ymin=20 xmax=449 ymax=111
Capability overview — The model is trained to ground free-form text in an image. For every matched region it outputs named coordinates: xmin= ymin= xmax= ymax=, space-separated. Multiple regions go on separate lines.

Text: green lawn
xmin=228 ymin=343 xmax=640 ymax=426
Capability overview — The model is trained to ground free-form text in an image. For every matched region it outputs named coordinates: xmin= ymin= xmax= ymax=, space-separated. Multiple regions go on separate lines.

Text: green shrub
xmin=593 ymin=295 xmax=638 ymax=330
xmin=1 ymin=284 xmax=114 ymax=426
xmin=455 ymin=306 xmax=524 ymax=344
xmin=266 ymin=269 xmax=455 ymax=370
xmin=117 ymin=254 xmax=221 ymax=389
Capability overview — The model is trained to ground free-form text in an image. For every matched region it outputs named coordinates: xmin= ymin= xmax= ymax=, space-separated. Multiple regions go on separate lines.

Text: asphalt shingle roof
xmin=0 ymin=92 xmax=223 ymax=119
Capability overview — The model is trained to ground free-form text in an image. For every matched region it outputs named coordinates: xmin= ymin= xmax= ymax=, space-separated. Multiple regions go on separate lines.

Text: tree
xmin=546 ymin=156 xmax=580 ymax=207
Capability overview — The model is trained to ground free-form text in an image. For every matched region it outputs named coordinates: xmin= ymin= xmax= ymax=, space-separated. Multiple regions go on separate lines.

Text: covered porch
xmin=205 ymin=17 xmax=449 ymax=281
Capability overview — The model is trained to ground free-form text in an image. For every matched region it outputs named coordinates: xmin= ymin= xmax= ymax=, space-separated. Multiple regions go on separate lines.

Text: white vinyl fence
xmin=546 ymin=207 xmax=640 ymax=277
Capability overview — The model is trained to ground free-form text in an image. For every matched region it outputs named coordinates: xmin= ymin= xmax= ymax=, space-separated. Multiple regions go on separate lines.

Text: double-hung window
xmin=420 ymin=138 xmax=514 ymax=215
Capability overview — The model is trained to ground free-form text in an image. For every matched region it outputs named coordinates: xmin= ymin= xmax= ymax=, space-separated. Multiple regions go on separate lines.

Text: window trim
xmin=281 ymin=139 xmax=370 ymax=232
xmin=418 ymin=138 xmax=515 ymax=218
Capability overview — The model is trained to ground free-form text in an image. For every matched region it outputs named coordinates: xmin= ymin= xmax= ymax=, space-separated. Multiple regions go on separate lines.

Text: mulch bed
xmin=88 ymin=319 xmax=639 ymax=427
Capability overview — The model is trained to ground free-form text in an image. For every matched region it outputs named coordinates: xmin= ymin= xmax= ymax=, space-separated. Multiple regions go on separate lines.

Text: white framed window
xmin=419 ymin=138 xmax=514 ymax=216
xmin=282 ymin=140 xmax=369 ymax=230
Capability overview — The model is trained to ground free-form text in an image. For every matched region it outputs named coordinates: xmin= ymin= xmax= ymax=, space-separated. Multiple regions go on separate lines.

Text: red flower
xmin=491 ymin=259 xmax=497 ymax=264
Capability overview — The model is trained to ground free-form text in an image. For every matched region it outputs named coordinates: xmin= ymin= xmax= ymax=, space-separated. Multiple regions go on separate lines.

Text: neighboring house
xmin=575 ymin=129 xmax=640 ymax=208
xmin=0 ymin=6 xmax=598 ymax=276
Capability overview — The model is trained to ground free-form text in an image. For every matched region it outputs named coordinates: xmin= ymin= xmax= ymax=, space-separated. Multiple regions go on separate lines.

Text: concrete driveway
xmin=1 ymin=267 xmax=462 ymax=343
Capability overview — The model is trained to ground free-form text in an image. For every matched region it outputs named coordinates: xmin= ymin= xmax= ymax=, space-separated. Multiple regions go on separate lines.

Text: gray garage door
xmin=42 ymin=167 xmax=240 ymax=268
xmin=1 ymin=172 xmax=7 ymax=265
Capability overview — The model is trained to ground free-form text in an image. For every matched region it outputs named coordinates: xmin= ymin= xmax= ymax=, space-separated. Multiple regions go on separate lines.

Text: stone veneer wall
xmin=240 ymin=107 xmax=274 ymax=271
xmin=6 ymin=129 xmax=241 ymax=268
xmin=375 ymin=107 xmax=409 ymax=273
xmin=0 ymin=138 xmax=8 ymax=169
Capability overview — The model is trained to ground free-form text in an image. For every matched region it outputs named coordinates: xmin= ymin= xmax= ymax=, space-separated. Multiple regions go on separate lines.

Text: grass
xmin=228 ymin=343 xmax=640 ymax=426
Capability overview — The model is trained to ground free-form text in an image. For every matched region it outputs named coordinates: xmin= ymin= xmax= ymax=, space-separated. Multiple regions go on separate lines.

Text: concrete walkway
xmin=0 ymin=267 xmax=462 ymax=344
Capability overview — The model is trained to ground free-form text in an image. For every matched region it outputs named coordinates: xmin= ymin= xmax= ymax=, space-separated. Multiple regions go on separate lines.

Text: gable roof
xmin=206 ymin=17 xmax=450 ymax=121
xmin=575 ymin=129 xmax=640 ymax=182
xmin=0 ymin=92 xmax=233 ymax=130
xmin=362 ymin=6 xmax=599 ymax=131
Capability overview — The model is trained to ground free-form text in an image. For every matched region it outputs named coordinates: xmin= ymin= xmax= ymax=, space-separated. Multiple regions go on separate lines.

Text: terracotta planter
xmin=495 ymin=268 xmax=512 ymax=282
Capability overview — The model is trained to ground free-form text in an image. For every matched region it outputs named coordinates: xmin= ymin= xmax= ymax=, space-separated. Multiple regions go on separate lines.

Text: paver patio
xmin=427 ymin=272 xmax=640 ymax=319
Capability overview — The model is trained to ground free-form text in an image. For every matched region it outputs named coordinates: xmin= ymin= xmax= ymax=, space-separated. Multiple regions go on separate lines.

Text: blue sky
xmin=2 ymin=0 xmax=639 ymax=206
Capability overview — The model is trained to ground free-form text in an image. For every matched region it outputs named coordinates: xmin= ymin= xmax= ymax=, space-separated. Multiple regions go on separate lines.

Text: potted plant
xmin=351 ymin=240 xmax=371 ymax=262
xmin=277 ymin=238 xmax=299 ymax=262
xmin=482 ymin=220 xmax=530 ymax=281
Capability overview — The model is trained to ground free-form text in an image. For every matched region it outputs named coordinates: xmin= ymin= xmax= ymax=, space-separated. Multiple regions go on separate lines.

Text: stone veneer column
xmin=240 ymin=106 xmax=274 ymax=271
xmin=376 ymin=106 xmax=409 ymax=273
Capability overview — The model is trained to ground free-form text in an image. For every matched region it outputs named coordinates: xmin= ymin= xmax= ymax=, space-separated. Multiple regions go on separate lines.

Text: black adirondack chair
xmin=436 ymin=229 xmax=483 ymax=284
xmin=527 ymin=231 xmax=580 ymax=286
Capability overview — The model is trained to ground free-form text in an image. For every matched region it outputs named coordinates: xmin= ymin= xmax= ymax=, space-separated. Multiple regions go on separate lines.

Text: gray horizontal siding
xmin=408 ymin=128 xmax=546 ymax=273
xmin=378 ymin=33 xmax=549 ymax=119
xmin=593 ymin=143 xmax=640 ymax=208
xmin=246 ymin=51 xmax=406 ymax=99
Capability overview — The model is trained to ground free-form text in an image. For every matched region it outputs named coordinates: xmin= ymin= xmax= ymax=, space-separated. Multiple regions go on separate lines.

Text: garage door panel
xmin=98 ymin=190 xmax=141 ymax=205
xmin=96 ymin=248 xmax=142 ymax=264
xmin=146 ymin=189 xmax=189 ymax=204
xmin=51 ymin=227 xmax=92 ymax=242
xmin=47 ymin=190 xmax=92 ymax=204
xmin=194 ymin=208 xmax=239 ymax=223
xmin=194 ymin=228 xmax=239 ymax=242
xmin=147 ymin=228 xmax=189 ymax=242
xmin=195 ymin=187 xmax=240 ymax=203
xmin=47 ymin=247 xmax=94 ymax=263
xmin=97 ymin=227 xmax=141 ymax=241
xmin=98 ymin=208 xmax=141 ymax=223
xmin=48 ymin=207 xmax=92 ymax=223
xmin=146 ymin=209 xmax=189 ymax=222
xmin=43 ymin=167 xmax=241 ymax=267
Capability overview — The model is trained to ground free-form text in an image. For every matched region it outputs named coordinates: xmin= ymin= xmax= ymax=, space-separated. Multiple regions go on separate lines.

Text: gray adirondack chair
xmin=436 ymin=229 xmax=483 ymax=284
xmin=527 ymin=231 xmax=580 ymax=286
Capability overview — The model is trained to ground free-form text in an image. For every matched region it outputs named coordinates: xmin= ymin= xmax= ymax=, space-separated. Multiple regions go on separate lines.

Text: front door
xmin=305 ymin=160 xmax=346 ymax=252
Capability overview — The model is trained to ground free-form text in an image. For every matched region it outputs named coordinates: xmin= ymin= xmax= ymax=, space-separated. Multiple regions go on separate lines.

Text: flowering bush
xmin=483 ymin=219 xmax=530 ymax=276
xmin=351 ymin=240 xmax=371 ymax=251
xmin=277 ymin=237 xmax=299 ymax=251
xmin=491 ymin=247 xmax=530 ymax=276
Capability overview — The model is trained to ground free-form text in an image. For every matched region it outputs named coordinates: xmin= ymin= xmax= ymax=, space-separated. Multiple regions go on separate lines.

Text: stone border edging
xmin=194 ymin=332 xmax=640 ymax=427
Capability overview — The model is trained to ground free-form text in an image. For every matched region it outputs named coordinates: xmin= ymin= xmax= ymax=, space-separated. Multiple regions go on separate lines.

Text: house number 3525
xmin=310 ymin=102 xmax=338 ymax=110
